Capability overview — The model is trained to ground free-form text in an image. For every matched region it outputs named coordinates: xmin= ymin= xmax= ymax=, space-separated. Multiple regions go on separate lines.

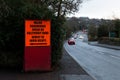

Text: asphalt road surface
xmin=64 ymin=32 xmax=120 ymax=80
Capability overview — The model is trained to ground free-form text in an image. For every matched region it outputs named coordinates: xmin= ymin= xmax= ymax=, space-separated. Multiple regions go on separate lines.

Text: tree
xmin=88 ymin=25 xmax=98 ymax=41
xmin=0 ymin=0 xmax=85 ymax=67
xmin=51 ymin=0 xmax=82 ymax=17
xmin=0 ymin=0 xmax=55 ymax=67
xmin=114 ymin=19 xmax=120 ymax=38
xmin=27 ymin=0 xmax=83 ymax=17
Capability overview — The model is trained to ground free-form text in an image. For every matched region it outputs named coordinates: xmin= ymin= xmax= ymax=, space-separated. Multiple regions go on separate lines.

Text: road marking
xmin=110 ymin=55 xmax=120 ymax=60
xmin=100 ymin=53 xmax=105 ymax=55
xmin=98 ymin=51 xmax=120 ymax=60
xmin=98 ymin=51 xmax=105 ymax=55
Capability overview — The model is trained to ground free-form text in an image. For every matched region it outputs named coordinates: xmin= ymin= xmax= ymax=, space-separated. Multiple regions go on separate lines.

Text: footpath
xmin=88 ymin=41 xmax=120 ymax=50
xmin=0 ymin=48 xmax=94 ymax=80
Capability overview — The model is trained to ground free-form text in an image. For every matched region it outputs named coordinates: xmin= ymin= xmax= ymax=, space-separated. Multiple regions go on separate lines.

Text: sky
xmin=67 ymin=0 xmax=120 ymax=19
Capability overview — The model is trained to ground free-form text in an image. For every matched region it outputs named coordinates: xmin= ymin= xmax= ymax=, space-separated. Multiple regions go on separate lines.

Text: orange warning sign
xmin=25 ymin=20 xmax=50 ymax=46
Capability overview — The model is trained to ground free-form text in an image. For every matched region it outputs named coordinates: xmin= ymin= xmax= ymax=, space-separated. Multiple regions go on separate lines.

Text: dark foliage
xmin=0 ymin=1 xmax=65 ymax=68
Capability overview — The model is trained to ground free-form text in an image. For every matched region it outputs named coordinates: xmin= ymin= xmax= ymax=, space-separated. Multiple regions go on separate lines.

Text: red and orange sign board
xmin=25 ymin=20 xmax=50 ymax=46
xmin=24 ymin=20 xmax=51 ymax=71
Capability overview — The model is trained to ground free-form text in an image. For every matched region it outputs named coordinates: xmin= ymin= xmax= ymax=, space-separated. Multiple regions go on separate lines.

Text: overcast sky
xmin=68 ymin=0 xmax=120 ymax=19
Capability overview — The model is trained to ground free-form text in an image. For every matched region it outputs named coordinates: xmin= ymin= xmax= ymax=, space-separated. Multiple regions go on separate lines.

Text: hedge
xmin=98 ymin=37 xmax=120 ymax=46
xmin=0 ymin=1 xmax=65 ymax=69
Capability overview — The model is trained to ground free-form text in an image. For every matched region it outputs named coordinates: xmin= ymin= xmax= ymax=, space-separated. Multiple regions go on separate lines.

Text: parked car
xmin=68 ymin=38 xmax=75 ymax=45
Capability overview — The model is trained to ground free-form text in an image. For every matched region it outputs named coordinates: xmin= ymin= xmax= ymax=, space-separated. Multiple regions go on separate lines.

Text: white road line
xmin=110 ymin=55 xmax=120 ymax=60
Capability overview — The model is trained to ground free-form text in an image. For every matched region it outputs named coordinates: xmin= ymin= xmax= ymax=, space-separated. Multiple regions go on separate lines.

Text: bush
xmin=109 ymin=38 xmax=120 ymax=42
xmin=98 ymin=37 xmax=120 ymax=46
xmin=0 ymin=1 xmax=65 ymax=68
xmin=88 ymin=35 xmax=98 ymax=41
xmin=51 ymin=17 xmax=66 ymax=65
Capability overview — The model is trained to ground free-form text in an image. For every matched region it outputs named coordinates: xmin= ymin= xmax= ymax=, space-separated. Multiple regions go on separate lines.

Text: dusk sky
xmin=68 ymin=0 xmax=120 ymax=19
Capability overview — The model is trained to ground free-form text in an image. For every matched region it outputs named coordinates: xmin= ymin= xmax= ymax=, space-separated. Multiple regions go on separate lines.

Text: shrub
xmin=51 ymin=17 xmax=66 ymax=65
xmin=109 ymin=38 xmax=120 ymax=42
xmin=0 ymin=1 xmax=65 ymax=69
xmin=98 ymin=37 xmax=120 ymax=46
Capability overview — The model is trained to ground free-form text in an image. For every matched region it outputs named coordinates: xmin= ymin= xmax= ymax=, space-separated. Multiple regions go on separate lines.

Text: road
xmin=64 ymin=32 xmax=120 ymax=80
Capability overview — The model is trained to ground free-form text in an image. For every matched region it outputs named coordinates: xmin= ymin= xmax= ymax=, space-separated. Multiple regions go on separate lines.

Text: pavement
xmin=88 ymin=41 xmax=120 ymax=50
xmin=0 ymin=48 xmax=94 ymax=80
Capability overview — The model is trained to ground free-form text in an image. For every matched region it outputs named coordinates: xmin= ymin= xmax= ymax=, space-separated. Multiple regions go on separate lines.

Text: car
xmin=79 ymin=35 xmax=84 ymax=39
xmin=68 ymin=38 xmax=75 ymax=45
xmin=74 ymin=34 xmax=78 ymax=39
